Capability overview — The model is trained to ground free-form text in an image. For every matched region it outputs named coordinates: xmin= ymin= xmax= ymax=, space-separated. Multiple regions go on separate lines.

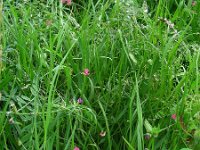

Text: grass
xmin=0 ymin=0 xmax=200 ymax=149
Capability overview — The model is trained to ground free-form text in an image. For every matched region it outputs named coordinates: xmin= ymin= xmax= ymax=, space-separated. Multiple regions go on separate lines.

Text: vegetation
xmin=0 ymin=0 xmax=200 ymax=149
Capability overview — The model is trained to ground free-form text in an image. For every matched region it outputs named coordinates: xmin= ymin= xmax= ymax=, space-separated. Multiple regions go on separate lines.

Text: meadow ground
xmin=0 ymin=0 xmax=200 ymax=149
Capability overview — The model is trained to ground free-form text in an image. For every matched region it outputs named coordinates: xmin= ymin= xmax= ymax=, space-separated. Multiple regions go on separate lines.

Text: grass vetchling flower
xmin=74 ymin=146 xmax=80 ymax=150
xmin=77 ymin=98 xmax=83 ymax=104
xmin=61 ymin=0 xmax=72 ymax=5
xmin=171 ymin=114 xmax=177 ymax=120
xmin=82 ymin=68 xmax=90 ymax=76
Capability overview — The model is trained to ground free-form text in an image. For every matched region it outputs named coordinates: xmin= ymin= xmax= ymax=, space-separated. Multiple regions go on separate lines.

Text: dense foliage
xmin=0 ymin=0 xmax=200 ymax=149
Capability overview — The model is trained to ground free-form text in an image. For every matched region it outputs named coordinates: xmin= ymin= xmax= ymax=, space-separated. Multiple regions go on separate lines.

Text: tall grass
xmin=0 ymin=0 xmax=200 ymax=149
xmin=0 ymin=0 xmax=2 ymax=71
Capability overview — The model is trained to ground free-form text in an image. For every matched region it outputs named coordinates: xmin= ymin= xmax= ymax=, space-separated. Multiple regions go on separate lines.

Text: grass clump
xmin=0 ymin=0 xmax=200 ymax=149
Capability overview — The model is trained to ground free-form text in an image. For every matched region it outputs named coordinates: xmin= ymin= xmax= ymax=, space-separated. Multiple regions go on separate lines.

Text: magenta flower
xmin=61 ymin=0 xmax=72 ymax=5
xmin=74 ymin=146 xmax=80 ymax=150
xmin=82 ymin=68 xmax=90 ymax=76
xmin=171 ymin=114 xmax=177 ymax=120
xmin=77 ymin=98 xmax=83 ymax=104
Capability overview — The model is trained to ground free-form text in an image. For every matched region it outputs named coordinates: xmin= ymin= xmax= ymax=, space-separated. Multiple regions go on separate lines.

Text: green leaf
xmin=144 ymin=119 xmax=152 ymax=133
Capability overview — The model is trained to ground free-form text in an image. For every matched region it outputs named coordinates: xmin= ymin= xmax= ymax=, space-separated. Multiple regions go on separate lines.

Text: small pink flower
xmin=171 ymin=114 xmax=177 ymax=120
xmin=61 ymin=0 xmax=72 ymax=5
xmin=77 ymin=98 xmax=83 ymax=104
xmin=99 ymin=131 xmax=106 ymax=137
xmin=82 ymin=68 xmax=90 ymax=76
xmin=74 ymin=146 xmax=80 ymax=150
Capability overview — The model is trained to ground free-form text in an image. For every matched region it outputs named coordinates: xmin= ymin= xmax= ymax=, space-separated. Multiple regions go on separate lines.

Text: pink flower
xmin=74 ymin=146 xmax=80 ymax=150
xmin=61 ymin=0 xmax=72 ymax=5
xmin=77 ymin=98 xmax=83 ymax=104
xmin=171 ymin=114 xmax=177 ymax=120
xmin=82 ymin=68 xmax=90 ymax=76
